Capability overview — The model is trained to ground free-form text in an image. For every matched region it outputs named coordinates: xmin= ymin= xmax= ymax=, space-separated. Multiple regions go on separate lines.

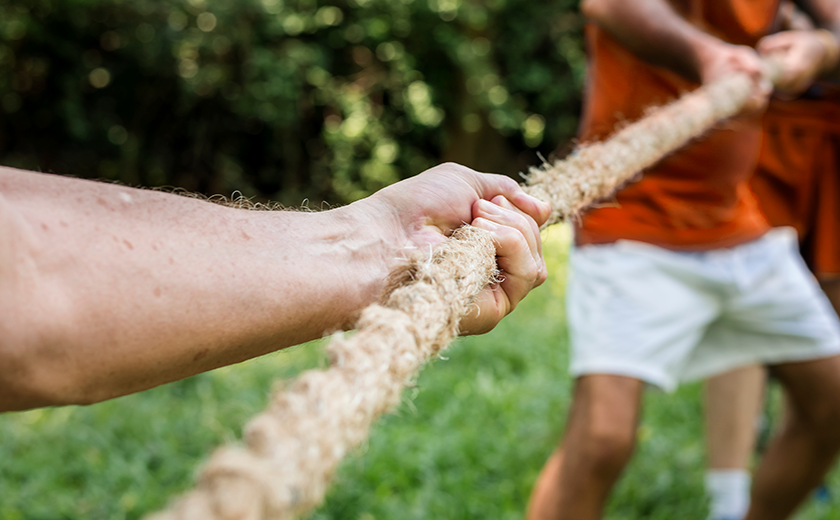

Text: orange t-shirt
xmin=751 ymin=93 xmax=840 ymax=276
xmin=576 ymin=0 xmax=779 ymax=250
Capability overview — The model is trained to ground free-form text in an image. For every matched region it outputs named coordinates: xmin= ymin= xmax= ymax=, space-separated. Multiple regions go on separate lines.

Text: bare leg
xmin=528 ymin=448 xmax=565 ymax=519
xmin=526 ymin=374 xmax=644 ymax=520
xmin=746 ymin=354 xmax=840 ymax=520
xmin=705 ymin=365 xmax=766 ymax=469
xmin=706 ymin=365 xmax=765 ymax=469
xmin=819 ymin=279 xmax=840 ymax=317
xmin=704 ymin=365 xmax=765 ymax=519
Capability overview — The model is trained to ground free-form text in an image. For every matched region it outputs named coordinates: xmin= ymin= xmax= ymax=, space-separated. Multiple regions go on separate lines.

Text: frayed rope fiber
xmin=525 ymin=70 xmax=767 ymax=226
xmin=146 ymin=65 xmax=780 ymax=520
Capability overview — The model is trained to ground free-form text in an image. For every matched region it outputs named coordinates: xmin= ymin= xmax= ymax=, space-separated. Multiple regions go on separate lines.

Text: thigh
xmin=819 ymin=279 xmax=840 ymax=319
xmin=772 ymin=354 xmax=840 ymax=426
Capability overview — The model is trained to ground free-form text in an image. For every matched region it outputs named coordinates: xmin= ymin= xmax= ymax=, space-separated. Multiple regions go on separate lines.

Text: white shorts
xmin=567 ymin=228 xmax=840 ymax=391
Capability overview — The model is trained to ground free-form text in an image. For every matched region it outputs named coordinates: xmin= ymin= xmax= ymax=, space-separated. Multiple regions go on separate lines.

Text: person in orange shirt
xmin=705 ymin=89 xmax=840 ymax=520
xmin=704 ymin=5 xmax=840 ymax=519
xmin=526 ymin=1 xmax=840 ymax=519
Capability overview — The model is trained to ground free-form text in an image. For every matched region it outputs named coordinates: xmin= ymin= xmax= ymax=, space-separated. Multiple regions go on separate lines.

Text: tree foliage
xmin=0 ymin=0 xmax=583 ymax=204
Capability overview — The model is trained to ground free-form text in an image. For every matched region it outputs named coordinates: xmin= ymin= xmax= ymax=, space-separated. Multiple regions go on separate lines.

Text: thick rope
xmin=146 ymin=65 xmax=778 ymax=520
xmin=146 ymin=227 xmax=498 ymax=520
xmin=528 ymin=60 xmax=780 ymax=224
xmin=527 ymin=73 xmax=755 ymax=225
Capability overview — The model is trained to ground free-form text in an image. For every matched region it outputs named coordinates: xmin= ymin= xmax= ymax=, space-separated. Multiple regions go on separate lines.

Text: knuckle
xmin=535 ymin=263 xmax=548 ymax=286
xmin=494 ymin=222 xmax=517 ymax=240
xmin=510 ymin=228 xmax=530 ymax=249
xmin=500 ymin=175 xmax=519 ymax=190
xmin=440 ymin=161 xmax=472 ymax=176
xmin=506 ymin=208 xmax=530 ymax=228
xmin=526 ymin=259 xmax=544 ymax=283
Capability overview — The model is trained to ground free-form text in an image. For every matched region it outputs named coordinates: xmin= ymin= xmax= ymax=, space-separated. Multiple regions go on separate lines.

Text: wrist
xmin=329 ymin=198 xmax=404 ymax=306
xmin=814 ymin=28 xmax=840 ymax=73
xmin=260 ymin=202 xmax=398 ymax=333
xmin=690 ymin=34 xmax=730 ymax=84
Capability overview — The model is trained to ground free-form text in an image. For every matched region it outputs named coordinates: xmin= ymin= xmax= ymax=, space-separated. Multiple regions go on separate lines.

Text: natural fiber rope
xmin=527 ymin=72 xmax=760 ymax=225
xmin=146 ymin=64 xmax=780 ymax=520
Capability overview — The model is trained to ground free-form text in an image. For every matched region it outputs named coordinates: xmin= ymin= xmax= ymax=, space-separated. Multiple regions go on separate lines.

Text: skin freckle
xmin=242 ymin=230 xmax=252 ymax=240
xmin=193 ymin=349 xmax=209 ymax=362
xmin=153 ymin=287 xmax=162 ymax=297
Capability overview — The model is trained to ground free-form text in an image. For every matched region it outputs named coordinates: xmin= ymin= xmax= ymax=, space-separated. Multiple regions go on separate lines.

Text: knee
xmin=790 ymin=397 xmax=840 ymax=447
xmin=573 ymin=417 xmax=637 ymax=477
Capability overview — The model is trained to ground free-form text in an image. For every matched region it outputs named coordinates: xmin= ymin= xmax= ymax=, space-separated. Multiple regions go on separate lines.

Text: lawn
xmin=2 ymin=225 xmax=839 ymax=520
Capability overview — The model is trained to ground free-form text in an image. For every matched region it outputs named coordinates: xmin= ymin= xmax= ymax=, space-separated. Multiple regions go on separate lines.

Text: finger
xmin=494 ymin=224 xmax=547 ymax=311
xmin=756 ymin=75 xmax=773 ymax=101
xmin=756 ymin=36 xmax=776 ymax=54
xmin=740 ymin=71 xmax=772 ymax=114
xmin=509 ymin=190 xmax=551 ymax=227
xmin=459 ymin=285 xmax=507 ymax=335
xmin=757 ymin=37 xmax=791 ymax=56
xmin=459 ymin=217 xmax=540 ymax=335
xmin=473 ymin=198 xmax=541 ymax=264
xmin=732 ymin=45 xmax=765 ymax=75
xmin=472 ymin=216 xmax=546 ymax=308
xmin=469 ymin=169 xmax=524 ymax=202
xmin=488 ymin=194 xmax=544 ymax=257
xmin=774 ymin=61 xmax=814 ymax=95
xmin=469 ymin=170 xmax=551 ymax=226
xmin=460 ymin=208 xmax=548 ymax=335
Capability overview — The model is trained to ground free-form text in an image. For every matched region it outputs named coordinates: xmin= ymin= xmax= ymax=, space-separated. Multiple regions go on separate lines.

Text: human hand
xmin=461 ymin=193 xmax=549 ymax=334
xmin=364 ymin=162 xmax=550 ymax=334
xmin=696 ymin=39 xmax=772 ymax=114
xmin=757 ymin=30 xmax=840 ymax=96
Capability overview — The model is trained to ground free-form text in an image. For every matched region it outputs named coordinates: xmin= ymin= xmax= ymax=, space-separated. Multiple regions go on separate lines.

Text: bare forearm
xmin=799 ymin=0 xmax=840 ymax=33
xmin=0 ymin=168 xmax=395 ymax=410
xmin=581 ymin=0 xmax=717 ymax=82
xmin=0 ymin=162 xmax=551 ymax=411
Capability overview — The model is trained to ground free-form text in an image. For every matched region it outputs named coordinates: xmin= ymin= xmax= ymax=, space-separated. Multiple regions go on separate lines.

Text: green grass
xmin=3 ymin=225 xmax=840 ymax=519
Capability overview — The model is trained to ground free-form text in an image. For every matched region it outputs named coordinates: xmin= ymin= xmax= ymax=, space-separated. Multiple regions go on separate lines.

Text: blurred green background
xmin=0 ymin=0 xmax=584 ymax=205
xmin=8 ymin=1 xmax=838 ymax=519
